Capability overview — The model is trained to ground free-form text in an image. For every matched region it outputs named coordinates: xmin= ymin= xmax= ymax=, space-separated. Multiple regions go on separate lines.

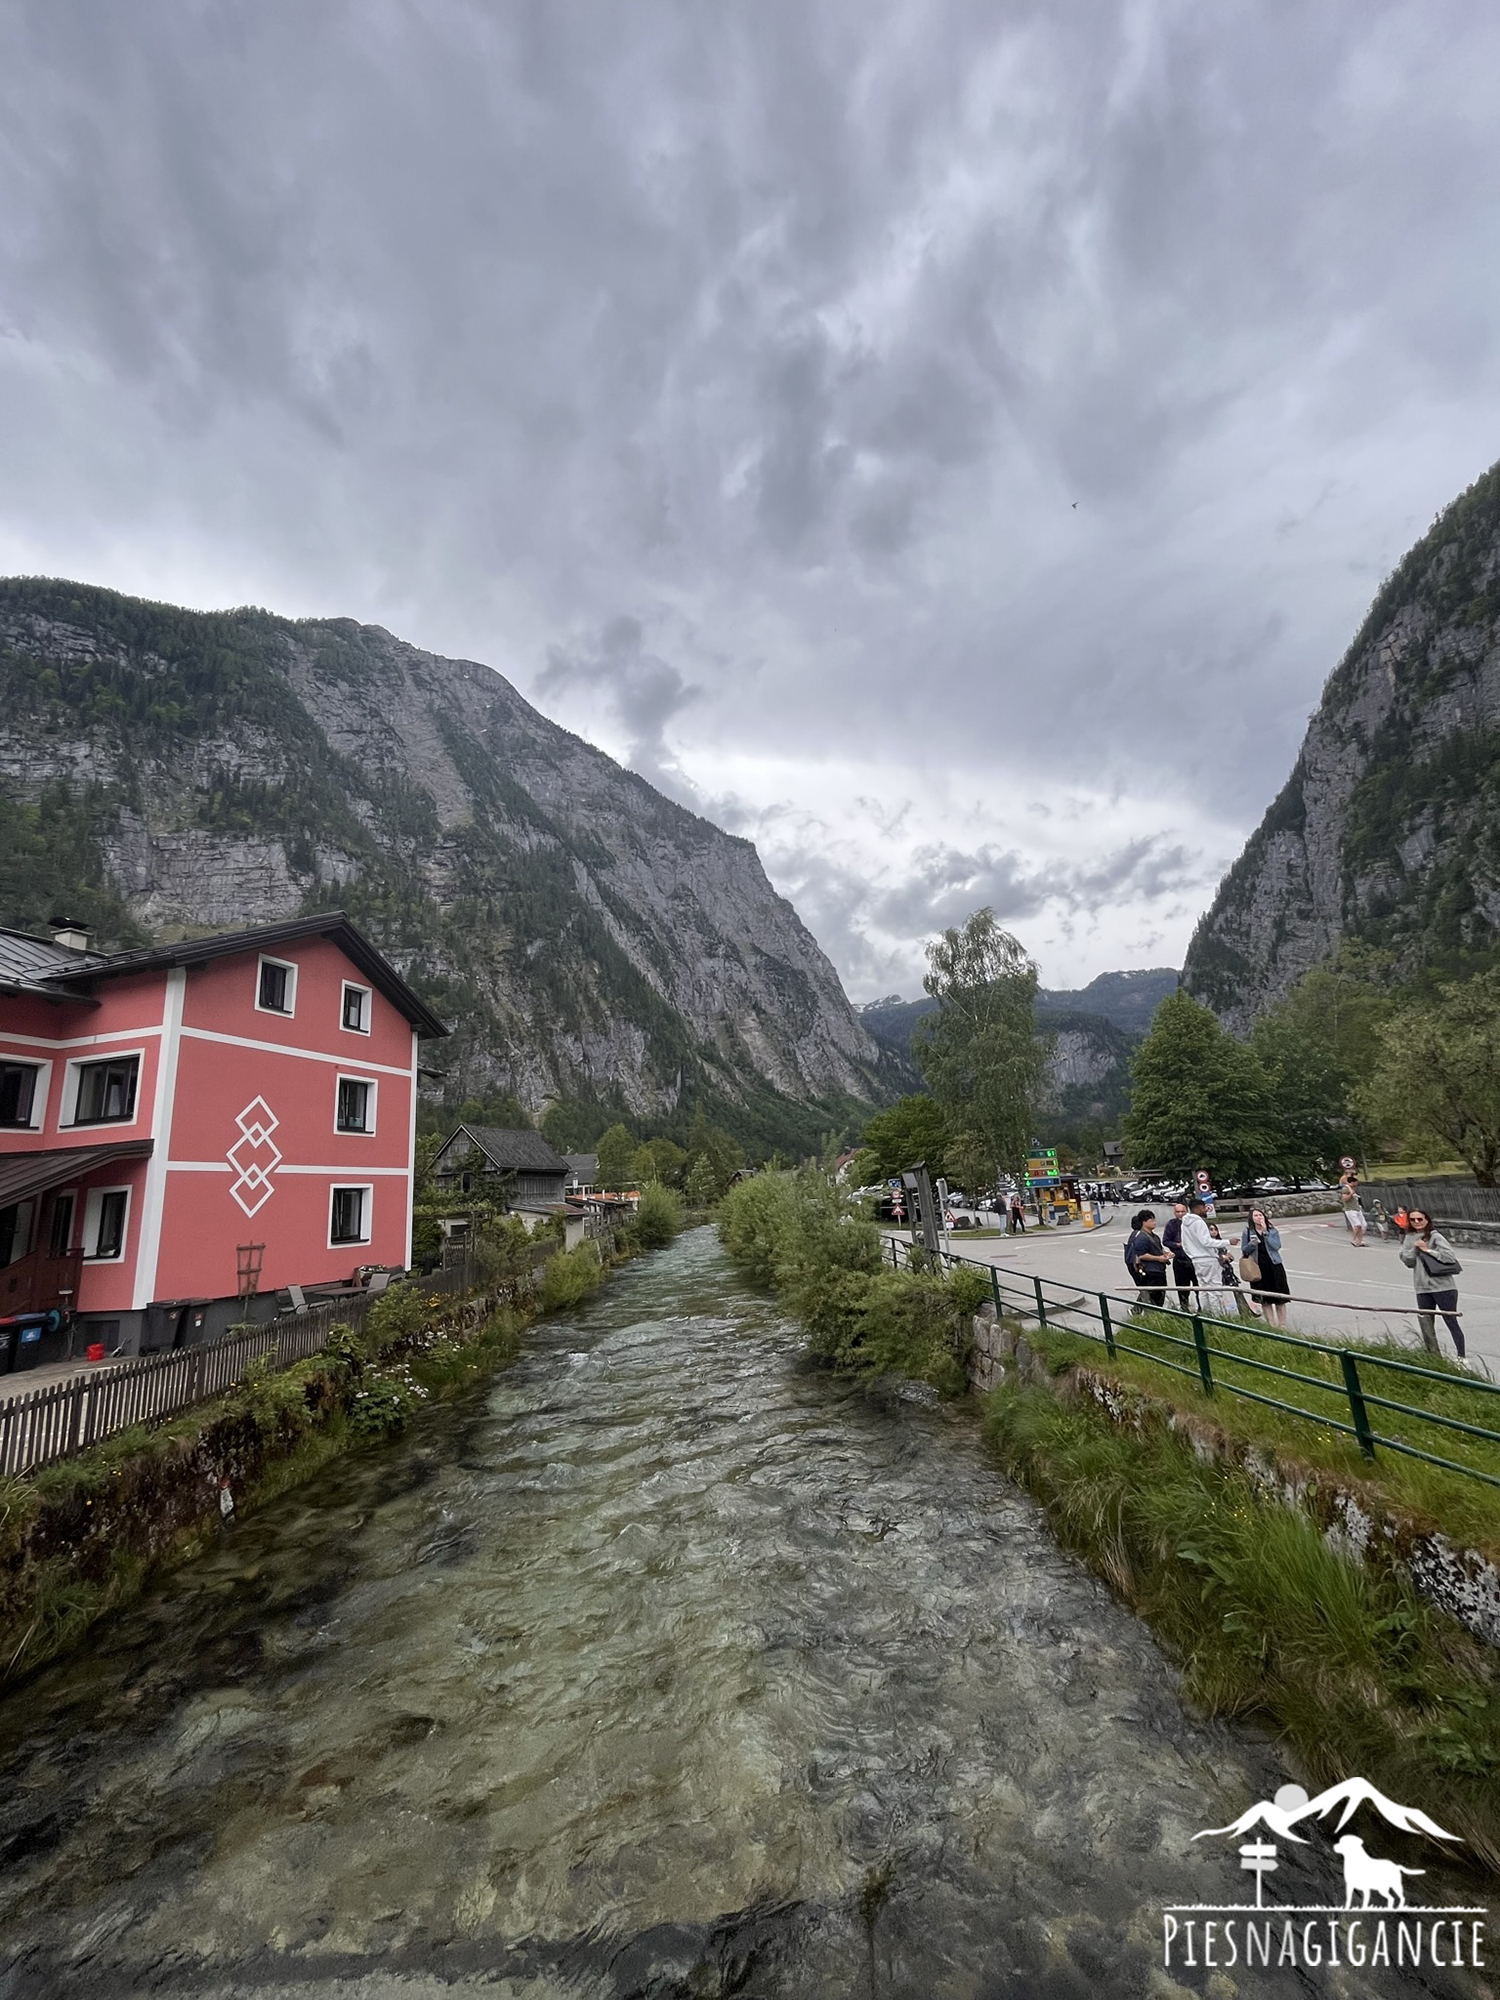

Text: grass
xmin=984 ymin=1376 xmax=1500 ymax=1874
xmin=998 ymin=1291 xmax=1500 ymax=1557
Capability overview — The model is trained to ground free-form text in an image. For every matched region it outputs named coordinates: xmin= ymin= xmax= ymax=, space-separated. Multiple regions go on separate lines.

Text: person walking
xmin=1399 ymin=1209 xmax=1465 ymax=1357
xmin=1162 ymin=1200 xmax=1197 ymax=1311
xmin=1008 ymin=1193 xmax=1026 ymax=1235
xmin=1126 ymin=1210 xmax=1171 ymax=1308
xmin=1339 ymin=1163 xmax=1367 ymax=1247
xmin=1239 ymin=1206 xmax=1290 ymax=1328
xmin=1178 ymin=1199 xmax=1222 ymax=1312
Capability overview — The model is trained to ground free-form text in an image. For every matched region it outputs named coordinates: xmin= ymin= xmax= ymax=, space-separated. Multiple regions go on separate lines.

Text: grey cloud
xmin=537 ymin=619 xmax=703 ymax=805
xmin=4 ymin=2 xmax=1500 ymax=985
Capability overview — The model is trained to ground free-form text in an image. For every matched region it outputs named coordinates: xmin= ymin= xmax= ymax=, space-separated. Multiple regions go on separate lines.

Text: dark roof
xmin=0 ymin=928 xmax=111 ymax=1000
xmin=0 ymin=1141 xmax=154 ymax=1210
xmin=0 ymin=913 xmax=448 ymax=1037
xmin=435 ymin=1125 xmax=569 ymax=1175
xmin=564 ymin=1153 xmax=598 ymax=1178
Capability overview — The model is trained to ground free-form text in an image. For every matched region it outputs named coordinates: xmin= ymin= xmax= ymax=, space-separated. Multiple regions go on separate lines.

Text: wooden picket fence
xmin=0 ymin=1295 xmax=372 ymax=1481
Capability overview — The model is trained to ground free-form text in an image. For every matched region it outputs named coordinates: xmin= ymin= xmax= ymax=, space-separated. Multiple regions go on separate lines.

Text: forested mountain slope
xmin=0 ymin=579 xmax=889 ymax=1147
xmin=1184 ymin=462 xmax=1500 ymax=1029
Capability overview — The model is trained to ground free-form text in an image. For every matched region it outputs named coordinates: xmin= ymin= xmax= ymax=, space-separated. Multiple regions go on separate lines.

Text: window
xmin=0 ymin=1061 xmax=39 ymax=1128
xmin=336 ymin=1076 xmax=374 ymax=1133
xmin=47 ymin=1192 xmax=75 ymax=1257
xmin=0 ymin=1202 xmax=32 ymax=1268
xmin=256 ymin=956 xmax=297 ymax=1016
xmin=83 ymin=1187 xmax=130 ymax=1261
xmin=329 ymin=1185 xmax=370 ymax=1246
xmin=341 ymin=982 xmax=371 ymax=1033
xmin=71 ymin=1056 xmax=138 ymax=1125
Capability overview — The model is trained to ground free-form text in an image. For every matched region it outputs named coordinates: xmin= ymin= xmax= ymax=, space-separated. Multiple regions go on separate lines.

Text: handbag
xmin=1238 ymin=1253 xmax=1261 ymax=1284
xmin=1417 ymin=1243 xmax=1462 ymax=1279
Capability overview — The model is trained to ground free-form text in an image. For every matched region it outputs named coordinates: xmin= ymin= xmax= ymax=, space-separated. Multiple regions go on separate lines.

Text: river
xmin=0 ymin=1228 xmax=1489 ymax=1997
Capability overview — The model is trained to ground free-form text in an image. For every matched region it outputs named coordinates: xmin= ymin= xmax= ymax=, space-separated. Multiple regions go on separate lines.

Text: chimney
xmin=49 ymin=916 xmax=95 ymax=953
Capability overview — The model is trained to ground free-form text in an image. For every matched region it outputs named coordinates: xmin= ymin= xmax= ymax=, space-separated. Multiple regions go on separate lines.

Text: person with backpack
xmin=1399 ymin=1209 xmax=1465 ymax=1356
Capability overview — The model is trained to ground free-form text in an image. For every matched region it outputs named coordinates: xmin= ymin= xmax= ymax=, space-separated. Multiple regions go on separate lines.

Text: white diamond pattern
xmin=228 ymin=1096 xmax=282 ymax=1217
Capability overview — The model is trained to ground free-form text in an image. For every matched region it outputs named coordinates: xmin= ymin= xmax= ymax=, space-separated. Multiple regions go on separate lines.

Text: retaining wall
xmin=967 ymin=1307 xmax=1500 ymax=1653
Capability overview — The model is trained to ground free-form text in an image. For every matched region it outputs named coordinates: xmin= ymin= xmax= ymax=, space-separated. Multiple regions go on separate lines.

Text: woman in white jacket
xmin=1399 ymin=1209 xmax=1465 ymax=1357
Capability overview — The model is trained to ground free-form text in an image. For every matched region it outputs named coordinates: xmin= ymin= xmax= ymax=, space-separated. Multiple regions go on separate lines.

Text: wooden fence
xmin=0 ymin=1294 xmax=373 ymax=1481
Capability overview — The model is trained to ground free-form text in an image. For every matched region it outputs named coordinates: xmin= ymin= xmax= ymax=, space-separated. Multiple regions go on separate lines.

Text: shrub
xmin=469 ymin=1214 xmax=537 ymax=1286
xmin=323 ymin=1322 xmax=369 ymax=1372
xmin=633 ymin=1182 xmax=684 ymax=1250
xmin=541 ymin=1240 xmax=606 ymax=1311
xmin=363 ymin=1279 xmax=429 ymax=1355
xmin=346 ymin=1372 xmax=424 ymax=1442
xmin=719 ymin=1169 xmax=971 ymax=1392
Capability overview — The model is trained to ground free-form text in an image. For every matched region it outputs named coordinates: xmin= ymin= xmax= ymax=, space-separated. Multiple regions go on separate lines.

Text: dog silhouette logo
xmin=1331 ymin=1834 xmax=1423 ymax=1910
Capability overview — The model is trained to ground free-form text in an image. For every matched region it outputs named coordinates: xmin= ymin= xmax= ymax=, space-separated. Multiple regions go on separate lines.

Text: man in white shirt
xmin=1179 ymin=1200 xmax=1222 ymax=1311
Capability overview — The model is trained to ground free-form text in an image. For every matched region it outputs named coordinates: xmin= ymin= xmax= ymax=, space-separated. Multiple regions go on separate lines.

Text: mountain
xmin=1038 ymin=967 xmax=1179 ymax=1035
xmin=859 ymin=970 xmax=1172 ymax=1141
xmin=1036 ymin=1009 xmax=1138 ymax=1135
xmin=0 ymin=578 xmax=890 ymax=1149
xmin=1184 ymin=461 xmax=1500 ymax=1029
xmin=858 ymin=968 xmax=1177 ymax=1064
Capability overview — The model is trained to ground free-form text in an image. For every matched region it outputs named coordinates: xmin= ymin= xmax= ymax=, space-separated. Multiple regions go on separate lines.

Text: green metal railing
xmin=886 ymin=1235 xmax=1500 ymax=1491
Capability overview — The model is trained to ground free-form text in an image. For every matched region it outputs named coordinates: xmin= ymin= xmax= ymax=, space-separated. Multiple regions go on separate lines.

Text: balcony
xmin=0 ymin=1245 xmax=84 ymax=1322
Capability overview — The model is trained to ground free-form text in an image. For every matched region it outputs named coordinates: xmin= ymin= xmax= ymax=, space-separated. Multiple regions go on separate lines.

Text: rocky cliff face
xmin=1184 ymin=462 xmax=1500 ymax=1030
xmin=0 ymin=580 xmax=888 ymax=1140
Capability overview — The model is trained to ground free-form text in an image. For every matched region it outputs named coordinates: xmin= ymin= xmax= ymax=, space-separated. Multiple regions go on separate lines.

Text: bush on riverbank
xmin=630 ymin=1182 xmax=685 ymax=1250
xmin=985 ymin=1374 xmax=1500 ymax=1871
xmin=0 ymin=1292 xmax=524 ymax=1686
xmin=717 ymin=1171 xmax=975 ymax=1392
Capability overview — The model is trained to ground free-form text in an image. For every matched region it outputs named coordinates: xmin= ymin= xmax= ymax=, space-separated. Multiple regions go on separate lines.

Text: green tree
xmin=1357 ymin=970 xmax=1500 ymax=1185
xmin=913 ymin=909 xmax=1047 ymax=1184
xmin=595 ymin=1122 xmax=637 ymax=1191
xmin=855 ymin=1095 xmax=950 ymax=1182
xmin=631 ymin=1143 xmax=659 ymax=1186
xmin=685 ymin=1112 xmax=745 ymax=1195
xmin=646 ymin=1137 xmax=688 ymax=1186
xmin=1125 ymin=990 xmax=1277 ymax=1185
xmin=683 ymin=1154 xmax=719 ymax=1210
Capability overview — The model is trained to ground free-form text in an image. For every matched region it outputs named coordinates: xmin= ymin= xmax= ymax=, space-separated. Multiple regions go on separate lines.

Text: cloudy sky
xmin=4 ymin=3 xmax=1500 ymax=999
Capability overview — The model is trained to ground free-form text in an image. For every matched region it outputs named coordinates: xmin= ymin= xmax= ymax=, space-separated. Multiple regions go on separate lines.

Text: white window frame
xmin=61 ymin=1049 xmax=144 ymax=1128
xmin=82 ymin=1185 xmax=132 ymax=1262
xmin=340 ymin=981 xmax=372 ymax=1034
xmin=254 ymin=954 xmax=299 ymax=1018
xmin=328 ymin=1183 xmax=373 ymax=1248
xmin=334 ymin=1073 xmax=378 ymax=1137
xmin=0 ymin=1055 xmax=51 ymax=1132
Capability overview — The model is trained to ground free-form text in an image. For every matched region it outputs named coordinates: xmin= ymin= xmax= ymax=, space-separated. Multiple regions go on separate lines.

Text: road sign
xmin=1238 ymin=1840 xmax=1278 ymax=1909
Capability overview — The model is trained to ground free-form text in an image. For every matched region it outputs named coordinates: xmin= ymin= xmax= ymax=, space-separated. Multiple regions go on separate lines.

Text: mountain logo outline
xmin=1193 ymin=1776 xmax=1459 ymax=1849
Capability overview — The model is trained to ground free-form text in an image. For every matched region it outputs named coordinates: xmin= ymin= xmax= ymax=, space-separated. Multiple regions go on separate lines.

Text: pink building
xmin=0 ymin=914 xmax=447 ymax=1363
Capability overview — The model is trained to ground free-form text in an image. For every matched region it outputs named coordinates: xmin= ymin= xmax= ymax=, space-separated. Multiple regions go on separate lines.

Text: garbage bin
xmin=0 ymin=1323 xmax=16 ymax=1376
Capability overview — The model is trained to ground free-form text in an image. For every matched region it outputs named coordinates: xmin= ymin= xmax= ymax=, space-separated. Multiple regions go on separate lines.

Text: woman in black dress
xmin=1240 ymin=1205 xmax=1290 ymax=1327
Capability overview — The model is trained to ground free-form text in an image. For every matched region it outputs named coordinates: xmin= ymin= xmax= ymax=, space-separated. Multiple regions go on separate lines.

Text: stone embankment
xmin=967 ymin=1306 xmax=1500 ymax=1653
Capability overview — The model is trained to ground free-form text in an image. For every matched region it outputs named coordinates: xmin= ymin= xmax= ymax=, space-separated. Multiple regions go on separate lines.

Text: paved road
xmin=892 ymin=1212 xmax=1500 ymax=1379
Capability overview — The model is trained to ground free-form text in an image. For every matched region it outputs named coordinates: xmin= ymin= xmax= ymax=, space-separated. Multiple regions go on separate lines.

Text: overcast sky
xmin=4 ymin=3 xmax=1500 ymax=1000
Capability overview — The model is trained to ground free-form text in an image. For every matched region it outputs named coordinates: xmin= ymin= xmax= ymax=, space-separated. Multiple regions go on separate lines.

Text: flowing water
xmin=0 ymin=1230 xmax=1489 ymax=1997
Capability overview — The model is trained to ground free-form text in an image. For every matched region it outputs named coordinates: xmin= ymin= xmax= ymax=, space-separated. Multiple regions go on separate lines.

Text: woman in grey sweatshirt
xmin=1398 ymin=1209 xmax=1464 ymax=1357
